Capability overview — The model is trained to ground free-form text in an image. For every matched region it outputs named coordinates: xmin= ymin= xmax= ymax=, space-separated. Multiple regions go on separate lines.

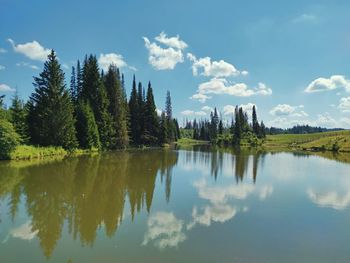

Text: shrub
xmin=0 ymin=119 xmax=21 ymax=159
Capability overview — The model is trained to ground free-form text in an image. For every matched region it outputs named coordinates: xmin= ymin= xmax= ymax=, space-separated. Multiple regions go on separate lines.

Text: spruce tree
xmin=144 ymin=82 xmax=160 ymax=145
xmin=70 ymin=66 xmax=77 ymax=102
xmin=10 ymin=92 xmax=29 ymax=143
xmin=75 ymin=100 xmax=101 ymax=149
xmin=218 ymin=119 xmax=223 ymax=135
xmin=165 ymin=91 xmax=175 ymax=142
xmin=159 ymin=111 xmax=168 ymax=144
xmin=128 ymin=75 xmax=140 ymax=145
xmin=233 ymin=106 xmax=241 ymax=143
xmin=104 ymin=65 xmax=129 ymax=148
xmin=27 ymin=50 xmax=77 ymax=149
xmin=252 ymin=105 xmax=259 ymax=135
xmin=82 ymin=55 xmax=114 ymax=149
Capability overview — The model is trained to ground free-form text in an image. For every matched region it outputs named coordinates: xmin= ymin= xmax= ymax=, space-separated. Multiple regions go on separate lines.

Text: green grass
xmin=176 ymin=138 xmax=209 ymax=146
xmin=9 ymin=145 xmax=68 ymax=160
xmin=9 ymin=145 xmax=100 ymax=160
xmin=264 ymin=130 xmax=350 ymax=152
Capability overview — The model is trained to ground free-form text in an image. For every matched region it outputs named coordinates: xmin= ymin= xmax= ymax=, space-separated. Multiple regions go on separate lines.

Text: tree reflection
xmin=0 ymin=149 xmax=178 ymax=258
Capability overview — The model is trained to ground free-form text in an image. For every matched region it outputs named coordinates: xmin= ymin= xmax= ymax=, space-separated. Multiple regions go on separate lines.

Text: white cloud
xmin=142 ymin=211 xmax=186 ymax=249
xmin=189 ymin=93 xmax=212 ymax=103
xmin=155 ymin=31 xmax=188 ymax=49
xmin=307 ymin=189 xmax=350 ymax=210
xmin=190 ymin=78 xmax=271 ymax=103
xmin=98 ymin=53 xmax=127 ymax=71
xmin=143 ymin=32 xmax=187 ymax=70
xmin=10 ymin=222 xmax=38 ymax=241
xmin=338 ymin=97 xmax=350 ymax=112
xmin=304 ymin=75 xmax=350 ymax=93
xmin=181 ymin=110 xmax=207 ymax=116
xmin=187 ymin=53 xmax=243 ymax=78
xmin=293 ymin=14 xmax=318 ymax=24
xmin=270 ymin=104 xmax=296 ymax=116
xmin=0 ymin=48 xmax=7 ymax=53
xmin=0 ymin=84 xmax=15 ymax=92
xmin=0 ymin=65 xmax=5 ymax=70
xmin=16 ymin=61 xmax=39 ymax=70
xmin=8 ymin=38 xmax=50 ymax=61
xmin=222 ymin=105 xmax=236 ymax=116
xmin=187 ymin=204 xmax=237 ymax=230
xmin=316 ymin=112 xmax=338 ymax=127
xmin=201 ymin=106 xmax=214 ymax=112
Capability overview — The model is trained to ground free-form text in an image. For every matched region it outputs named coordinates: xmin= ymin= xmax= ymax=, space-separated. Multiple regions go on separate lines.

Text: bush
xmin=0 ymin=119 xmax=21 ymax=159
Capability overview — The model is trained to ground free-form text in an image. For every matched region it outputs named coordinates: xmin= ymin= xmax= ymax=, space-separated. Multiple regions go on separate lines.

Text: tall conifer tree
xmin=27 ymin=50 xmax=77 ymax=149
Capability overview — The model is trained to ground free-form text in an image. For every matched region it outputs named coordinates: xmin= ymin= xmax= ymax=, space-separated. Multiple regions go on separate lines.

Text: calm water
xmin=1 ymin=147 xmax=350 ymax=263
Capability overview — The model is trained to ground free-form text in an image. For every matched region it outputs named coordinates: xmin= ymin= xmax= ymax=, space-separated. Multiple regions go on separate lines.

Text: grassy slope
xmin=265 ymin=130 xmax=350 ymax=152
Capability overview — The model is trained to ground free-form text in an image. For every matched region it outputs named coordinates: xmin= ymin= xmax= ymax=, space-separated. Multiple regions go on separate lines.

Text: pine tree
xmin=165 ymin=91 xmax=175 ymax=142
xmin=76 ymin=60 xmax=83 ymax=99
xmin=137 ymin=82 xmax=145 ymax=143
xmin=70 ymin=66 xmax=77 ymax=102
xmin=233 ymin=106 xmax=241 ymax=143
xmin=252 ymin=105 xmax=259 ymax=135
xmin=27 ymin=50 xmax=77 ymax=149
xmin=104 ymin=65 xmax=129 ymax=148
xmin=128 ymin=75 xmax=140 ymax=145
xmin=144 ymin=82 xmax=160 ymax=145
xmin=218 ymin=119 xmax=223 ymax=135
xmin=159 ymin=111 xmax=168 ymax=144
xmin=260 ymin=121 xmax=266 ymax=138
xmin=82 ymin=55 xmax=114 ymax=149
xmin=75 ymin=100 xmax=101 ymax=149
xmin=10 ymin=92 xmax=29 ymax=143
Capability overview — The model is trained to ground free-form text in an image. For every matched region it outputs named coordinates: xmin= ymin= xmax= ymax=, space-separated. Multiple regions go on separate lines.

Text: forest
xmin=0 ymin=50 xmax=181 ymax=158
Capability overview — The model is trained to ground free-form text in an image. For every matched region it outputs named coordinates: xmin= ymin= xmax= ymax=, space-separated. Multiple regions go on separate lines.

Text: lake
xmin=0 ymin=146 xmax=350 ymax=263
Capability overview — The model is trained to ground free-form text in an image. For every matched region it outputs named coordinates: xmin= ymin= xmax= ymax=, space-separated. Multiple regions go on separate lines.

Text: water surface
xmin=0 ymin=147 xmax=350 ymax=263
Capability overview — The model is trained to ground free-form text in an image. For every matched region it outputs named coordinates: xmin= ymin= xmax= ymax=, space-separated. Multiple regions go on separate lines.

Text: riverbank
xmin=264 ymin=130 xmax=350 ymax=152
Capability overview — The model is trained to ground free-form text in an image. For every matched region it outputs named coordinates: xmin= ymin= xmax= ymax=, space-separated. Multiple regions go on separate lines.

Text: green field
xmin=265 ymin=130 xmax=350 ymax=152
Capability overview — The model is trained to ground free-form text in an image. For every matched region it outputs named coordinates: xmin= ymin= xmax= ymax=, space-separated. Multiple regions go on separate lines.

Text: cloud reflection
xmin=142 ymin=212 xmax=186 ymax=249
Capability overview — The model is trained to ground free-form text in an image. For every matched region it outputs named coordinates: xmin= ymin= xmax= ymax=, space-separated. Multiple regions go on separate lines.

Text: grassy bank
xmin=8 ymin=145 xmax=99 ymax=161
xmin=264 ymin=130 xmax=350 ymax=152
xmin=175 ymin=138 xmax=210 ymax=146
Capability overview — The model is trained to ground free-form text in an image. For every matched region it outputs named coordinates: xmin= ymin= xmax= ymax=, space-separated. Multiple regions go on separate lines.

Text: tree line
xmin=0 ymin=50 xmax=180 ymax=154
xmin=183 ymin=105 xmax=266 ymax=143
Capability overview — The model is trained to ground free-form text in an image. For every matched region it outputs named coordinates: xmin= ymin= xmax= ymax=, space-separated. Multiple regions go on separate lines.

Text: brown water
xmin=0 ymin=147 xmax=350 ymax=263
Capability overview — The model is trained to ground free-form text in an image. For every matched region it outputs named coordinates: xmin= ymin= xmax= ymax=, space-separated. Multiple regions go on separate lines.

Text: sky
xmin=1 ymin=0 xmax=350 ymax=128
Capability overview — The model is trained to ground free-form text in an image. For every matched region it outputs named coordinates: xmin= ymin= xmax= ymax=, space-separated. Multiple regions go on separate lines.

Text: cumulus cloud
xmin=223 ymin=103 xmax=257 ymax=116
xmin=143 ymin=32 xmax=187 ymax=70
xmin=181 ymin=110 xmax=207 ymax=116
xmin=338 ymin=97 xmax=350 ymax=112
xmin=98 ymin=53 xmax=127 ymax=71
xmin=8 ymin=38 xmax=51 ymax=61
xmin=187 ymin=53 xmax=244 ymax=78
xmin=201 ymin=106 xmax=214 ymax=112
xmin=16 ymin=61 xmax=39 ymax=70
xmin=190 ymin=78 xmax=271 ymax=103
xmin=155 ymin=32 xmax=188 ymax=49
xmin=142 ymin=211 xmax=186 ymax=249
xmin=304 ymin=75 xmax=350 ymax=93
xmin=189 ymin=93 xmax=212 ymax=103
xmin=0 ymin=84 xmax=15 ymax=92
xmin=269 ymin=104 xmax=307 ymax=117
xmin=270 ymin=104 xmax=296 ymax=116
xmin=316 ymin=112 xmax=338 ymax=127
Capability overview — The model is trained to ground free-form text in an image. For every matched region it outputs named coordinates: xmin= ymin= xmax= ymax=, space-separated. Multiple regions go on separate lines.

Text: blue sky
xmin=1 ymin=0 xmax=350 ymax=128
